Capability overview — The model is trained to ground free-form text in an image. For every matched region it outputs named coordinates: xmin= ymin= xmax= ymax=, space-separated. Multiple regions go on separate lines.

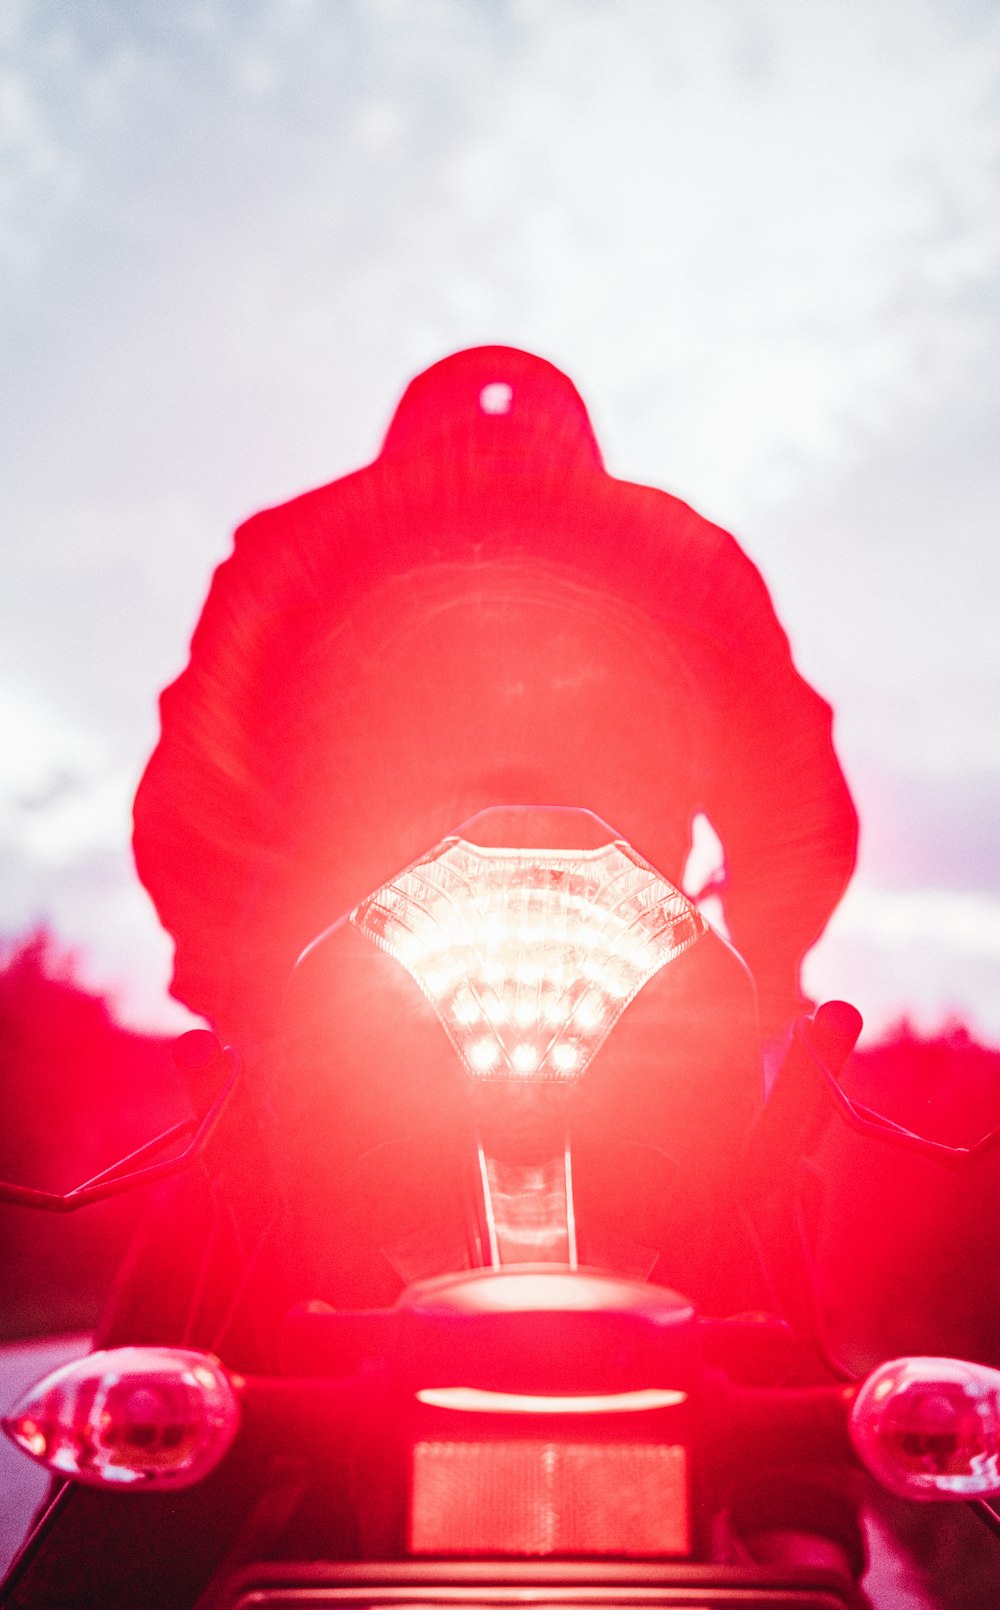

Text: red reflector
xmin=409 ymin=1440 xmax=689 ymax=1556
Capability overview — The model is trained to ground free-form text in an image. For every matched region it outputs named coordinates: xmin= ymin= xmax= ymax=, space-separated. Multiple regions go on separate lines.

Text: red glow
xmin=771 ymin=1021 xmax=1000 ymax=1374
xmin=403 ymin=1267 xmax=695 ymax=1316
xmin=126 ymin=341 xmax=859 ymax=1318
xmin=415 ymin=1386 xmax=687 ymax=1413
xmin=351 ymin=827 xmax=704 ymax=1083
xmin=133 ymin=344 xmax=857 ymax=1053
xmin=0 ymin=934 xmax=189 ymax=1339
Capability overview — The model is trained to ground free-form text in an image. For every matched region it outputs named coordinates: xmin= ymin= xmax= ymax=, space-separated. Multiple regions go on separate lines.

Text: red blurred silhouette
xmin=0 ymin=932 xmax=186 ymax=1338
xmin=745 ymin=1011 xmax=1000 ymax=1376
xmin=133 ymin=346 xmax=858 ymax=1051
xmin=847 ymin=1017 xmax=1000 ymax=1146
xmin=812 ymin=1018 xmax=1000 ymax=1372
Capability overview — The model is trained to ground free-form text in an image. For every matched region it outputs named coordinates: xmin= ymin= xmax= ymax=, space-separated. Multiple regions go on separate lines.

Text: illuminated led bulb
xmin=470 ymin=1039 xmax=500 ymax=1072
xmin=575 ymin=995 xmax=604 ymax=1030
xmin=452 ymin=993 xmax=479 ymax=1026
xmin=351 ymin=831 xmax=708 ymax=1086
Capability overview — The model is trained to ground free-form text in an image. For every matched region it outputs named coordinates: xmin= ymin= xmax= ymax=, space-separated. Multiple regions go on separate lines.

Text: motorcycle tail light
xmin=352 ymin=835 xmax=703 ymax=1081
xmin=850 ymin=1356 xmax=1000 ymax=1499
xmin=409 ymin=1439 xmax=690 ymax=1555
xmin=1 ymin=1346 xmax=240 ymax=1490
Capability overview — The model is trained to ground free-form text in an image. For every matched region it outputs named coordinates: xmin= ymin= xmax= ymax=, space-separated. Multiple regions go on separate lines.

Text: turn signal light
xmin=2 ymin=1346 xmax=240 ymax=1490
xmin=850 ymin=1356 xmax=1000 ymax=1499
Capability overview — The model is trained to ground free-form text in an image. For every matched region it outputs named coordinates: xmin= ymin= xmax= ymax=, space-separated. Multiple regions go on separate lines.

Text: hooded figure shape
xmin=133 ymin=346 xmax=857 ymax=1051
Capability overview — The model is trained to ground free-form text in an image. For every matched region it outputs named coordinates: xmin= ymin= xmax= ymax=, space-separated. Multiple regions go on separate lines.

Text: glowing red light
xmin=352 ymin=836 xmax=704 ymax=1082
xmin=415 ymin=1386 xmax=687 ymax=1413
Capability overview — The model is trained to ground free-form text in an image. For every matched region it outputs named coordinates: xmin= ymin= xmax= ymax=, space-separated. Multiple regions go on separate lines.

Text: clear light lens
xmin=352 ymin=837 xmax=704 ymax=1081
xmin=850 ymin=1356 xmax=1000 ymax=1499
xmin=1 ymin=1346 xmax=240 ymax=1490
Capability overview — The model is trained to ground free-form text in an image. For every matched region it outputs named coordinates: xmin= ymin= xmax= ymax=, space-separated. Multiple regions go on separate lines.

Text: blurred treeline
xmin=846 ymin=1018 xmax=1000 ymax=1145
xmin=0 ymin=934 xmax=190 ymax=1340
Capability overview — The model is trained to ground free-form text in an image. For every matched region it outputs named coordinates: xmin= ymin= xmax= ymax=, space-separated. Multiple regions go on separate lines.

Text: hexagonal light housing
xmin=352 ymin=833 xmax=705 ymax=1082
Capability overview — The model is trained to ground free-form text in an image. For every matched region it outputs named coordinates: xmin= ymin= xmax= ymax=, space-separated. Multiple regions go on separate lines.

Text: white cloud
xmin=448 ymin=0 xmax=1000 ymax=518
xmin=0 ymin=686 xmax=104 ymax=801
xmin=833 ymin=883 xmax=1000 ymax=961
xmin=12 ymin=766 xmax=135 ymax=868
xmin=0 ymin=686 xmax=135 ymax=872
xmin=806 ymin=880 xmax=1000 ymax=1042
xmin=8 ymin=0 xmax=998 ymax=514
xmin=61 ymin=875 xmax=202 ymax=1034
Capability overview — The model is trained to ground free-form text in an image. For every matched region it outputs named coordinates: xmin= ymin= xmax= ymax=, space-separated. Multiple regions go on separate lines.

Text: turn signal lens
xmin=850 ymin=1356 xmax=1000 ymax=1499
xmin=1 ymin=1346 xmax=240 ymax=1490
xmin=352 ymin=836 xmax=704 ymax=1081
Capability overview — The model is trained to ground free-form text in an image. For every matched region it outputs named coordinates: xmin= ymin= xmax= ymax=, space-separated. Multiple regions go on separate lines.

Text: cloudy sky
xmin=1 ymin=0 xmax=998 ymax=1041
